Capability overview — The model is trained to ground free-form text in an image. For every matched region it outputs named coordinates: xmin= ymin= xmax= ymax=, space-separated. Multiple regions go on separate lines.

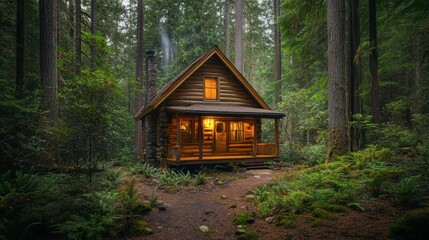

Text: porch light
xmin=204 ymin=118 xmax=213 ymax=129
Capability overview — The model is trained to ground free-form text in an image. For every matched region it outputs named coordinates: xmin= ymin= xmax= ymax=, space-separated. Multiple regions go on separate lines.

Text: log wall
xmin=166 ymin=55 xmax=259 ymax=107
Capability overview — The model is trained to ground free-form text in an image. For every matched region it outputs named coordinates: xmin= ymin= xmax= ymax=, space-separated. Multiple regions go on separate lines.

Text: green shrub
xmin=311 ymin=208 xmax=335 ymax=219
xmin=300 ymin=144 xmax=327 ymax=166
xmin=277 ymin=214 xmax=299 ymax=228
xmin=285 ymin=190 xmax=312 ymax=212
xmin=237 ymin=229 xmax=259 ymax=240
xmin=234 ymin=212 xmax=253 ymax=226
xmin=55 ymin=213 xmax=119 ymax=240
xmin=193 ymin=171 xmax=206 ymax=185
xmin=130 ymin=163 xmax=159 ymax=178
xmin=374 ymin=124 xmax=417 ymax=152
xmin=250 ymin=146 xmax=397 ymax=220
xmin=388 ymin=207 xmax=429 ymax=240
xmin=103 ymin=169 xmax=125 ymax=189
xmin=154 ymin=169 xmax=191 ymax=186
xmin=387 ymin=175 xmax=428 ymax=207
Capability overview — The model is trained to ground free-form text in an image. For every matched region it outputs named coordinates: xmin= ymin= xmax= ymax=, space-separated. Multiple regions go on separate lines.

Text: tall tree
xmin=224 ymin=0 xmax=231 ymax=59
xmin=234 ymin=0 xmax=244 ymax=73
xmin=39 ymin=0 xmax=59 ymax=163
xmin=90 ymin=0 xmax=97 ymax=68
xmin=348 ymin=0 xmax=363 ymax=150
xmin=16 ymin=0 xmax=25 ymax=95
xmin=75 ymin=0 xmax=81 ymax=75
xmin=369 ymin=0 xmax=381 ymax=124
xmin=327 ymin=0 xmax=349 ymax=159
xmin=274 ymin=0 xmax=281 ymax=104
xmin=135 ymin=0 xmax=144 ymax=157
xmin=68 ymin=0 xmax=74 ymax=44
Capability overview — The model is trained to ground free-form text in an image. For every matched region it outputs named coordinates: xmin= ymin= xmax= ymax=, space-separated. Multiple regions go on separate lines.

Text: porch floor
xmin=164 ymin=154 xmax=278 ymax=165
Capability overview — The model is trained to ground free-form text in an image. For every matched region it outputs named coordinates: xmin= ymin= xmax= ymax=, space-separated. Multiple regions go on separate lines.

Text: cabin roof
xmin=166 ymin=103 xmax=285 ymax=118
xmin=135 ymin=46 xmax=274 ymax=119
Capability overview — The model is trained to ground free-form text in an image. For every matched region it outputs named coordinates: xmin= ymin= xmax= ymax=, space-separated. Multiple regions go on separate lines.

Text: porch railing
xmin=256 ymin=143 xmax=277 ymax=156
xmin=168 ymin=146 xmax=179 ymax=162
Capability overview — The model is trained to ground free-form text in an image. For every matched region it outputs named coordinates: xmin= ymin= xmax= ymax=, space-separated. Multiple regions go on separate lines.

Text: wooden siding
xmin=165 ymin=55 xmax=259 ymax=107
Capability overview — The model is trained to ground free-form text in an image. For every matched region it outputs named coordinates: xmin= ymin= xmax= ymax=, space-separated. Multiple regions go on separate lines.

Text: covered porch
xmin=164 ymin=104 xmax=284 ymax=165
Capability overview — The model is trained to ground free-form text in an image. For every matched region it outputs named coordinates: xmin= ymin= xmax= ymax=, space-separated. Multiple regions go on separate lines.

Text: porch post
xmin=275 ymin=118 xmax=279 ymax=157
xmin=176 ymin=114 xmax=181 ymax=164
xmin=198 ymin=116 xmax=203 ymax=160
xmin=253 ymin=118 xmax=257 ymax=157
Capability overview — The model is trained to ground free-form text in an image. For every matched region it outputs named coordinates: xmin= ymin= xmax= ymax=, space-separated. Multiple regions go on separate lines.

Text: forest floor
xmin=126 ymin=168 xmax=402 ymax=240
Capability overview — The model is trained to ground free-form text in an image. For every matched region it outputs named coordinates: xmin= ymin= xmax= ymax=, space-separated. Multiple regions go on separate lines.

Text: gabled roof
xmin=135 ymin=46 xmax=272 ymax=119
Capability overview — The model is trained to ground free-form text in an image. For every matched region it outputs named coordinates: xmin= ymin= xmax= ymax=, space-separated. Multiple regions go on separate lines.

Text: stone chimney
xmin=143 ymin=50 xmax=157 ymax=165
xmin=145 ymin=50 xmax=157 ymax=106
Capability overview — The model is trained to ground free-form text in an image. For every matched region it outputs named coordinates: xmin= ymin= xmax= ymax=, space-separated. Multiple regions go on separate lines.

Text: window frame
xmin=229 ymin=121 xmax=245 ymax=142
xmin=203 ymin=76 xmax=219 ymax=101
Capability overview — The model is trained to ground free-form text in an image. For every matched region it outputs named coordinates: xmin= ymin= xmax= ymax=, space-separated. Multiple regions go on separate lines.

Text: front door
xmin=215 ymin=121 xmax=227 ymax=153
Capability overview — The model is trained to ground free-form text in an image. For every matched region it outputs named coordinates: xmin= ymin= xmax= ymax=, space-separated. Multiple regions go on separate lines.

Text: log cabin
xmin=135 ymin=47 xmax=284 ymax=166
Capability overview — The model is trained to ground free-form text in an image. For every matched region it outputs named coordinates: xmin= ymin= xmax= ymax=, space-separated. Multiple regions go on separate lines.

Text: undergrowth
xmin=0 ymin=169 xmax=152 ymax=239
xmin=249 ymin=145 xmax=429 ymax=228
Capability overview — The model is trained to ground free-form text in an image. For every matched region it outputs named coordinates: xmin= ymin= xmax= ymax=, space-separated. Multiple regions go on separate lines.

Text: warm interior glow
xmin=204 ymin=119 xmax=213 ymax=129
xmin=204 ymin=78 xmax=217 ymax=100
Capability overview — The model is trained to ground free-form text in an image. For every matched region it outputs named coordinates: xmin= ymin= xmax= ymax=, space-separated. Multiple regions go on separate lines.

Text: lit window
xmin=230 ymin=121 xmax=244 ymax=141
xmin=204 ymin=77 xmax=218 ymax=100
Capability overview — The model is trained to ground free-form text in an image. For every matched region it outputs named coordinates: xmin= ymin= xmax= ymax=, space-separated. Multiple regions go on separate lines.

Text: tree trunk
xmin=274 ymin=0 xmax=281 ymax=104
xmin=16 ymin=0 xmax=25 ymax=96
xmin=39 ymin=0 xmax=59 ymax=164
xmin=369 ymin=0 xmax=381 ymax=124
xmin=348 ymin=0 xmax=363 ymax=151
xmin=327 ymin=0 xmax=349 ymax=160
xmin=412 ymin=32 xmax=424 ymax=115
xmin=68 ymin=0 xmax=74 ymax=45
xmin=234 ymin=0 xmax=244 ymax=73
xmin=75 ymin=0 xmax=81 ymax=74
xmin=224 ymin=0 xmax=231 ymax=59
xmin=135 ymin=0 xmax=144 ymax=158
xmin=90 ymin=0 xmax=97 ymax=68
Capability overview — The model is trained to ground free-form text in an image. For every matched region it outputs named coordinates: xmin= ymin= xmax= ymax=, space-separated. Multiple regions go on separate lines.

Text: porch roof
xmin=166 ymin=103 xmax=285 ymax=118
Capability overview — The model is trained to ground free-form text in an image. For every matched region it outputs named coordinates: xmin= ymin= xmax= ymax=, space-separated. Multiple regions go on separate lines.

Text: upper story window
xmin=204 ymin=77 xmax=218 ymax=100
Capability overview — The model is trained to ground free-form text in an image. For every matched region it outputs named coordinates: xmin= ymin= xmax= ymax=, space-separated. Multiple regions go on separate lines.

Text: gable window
xmin=204 ymin=77 xmax=218 ymax=100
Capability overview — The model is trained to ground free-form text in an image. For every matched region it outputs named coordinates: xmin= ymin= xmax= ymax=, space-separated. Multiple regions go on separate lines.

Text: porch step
xmin=243 ymin=162 xmax=271 ymax=169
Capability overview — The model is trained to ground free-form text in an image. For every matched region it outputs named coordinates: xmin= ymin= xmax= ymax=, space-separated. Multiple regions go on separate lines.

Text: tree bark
xmin=68 ymin=0 xmax=75 ymax=45
xmin=348 ymin=0 xmax=363 ymax=151
xmin=274 ymin=0 xmax=281 ymax=104
xmin=75 ymin=0 xmax=81 ymax=75
xmin=369 ymin=0 xmax=381 ymax=124
xmin=327 ymin=0 xmax=349 ymax=160
xmin=16 ymin=0 xmax=25 ymax=96
xmin=39 ymin=0 xmax=59 ymax=164
xmin=90 ymin=0 xmax=97 ymax=68
xmin=224 ymin=0 xmax=231 ymax=59
xmin=234 ymin=0 xmax=244 ymax=73
xmin=135 ymin=0 xmax=144 ymax=158
xmin=412 ymin=32 xmax=424 ymax=115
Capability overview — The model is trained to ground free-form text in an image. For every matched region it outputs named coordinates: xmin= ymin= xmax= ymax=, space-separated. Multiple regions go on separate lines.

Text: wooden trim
xmin=275 ymin=118 xmax=279 ymax=157
xmin=253 ymin=118 xmax=257 ymax=157
xmin=198 ymin=116 xmax=203 ymax=160
xmin=203 ymin=76 xmax=219 ymax=101
xmin=176 ymin=115 xmax=180 ymax=164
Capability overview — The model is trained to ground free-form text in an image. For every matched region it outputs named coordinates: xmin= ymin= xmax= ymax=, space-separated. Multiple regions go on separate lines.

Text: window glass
xmin=230 ymin=121 xmax=244 ymax=141
xmin=180 ymin=120 xmax=192 ymax=143
xmin=204 ymin=77 xmax=217 ymax=100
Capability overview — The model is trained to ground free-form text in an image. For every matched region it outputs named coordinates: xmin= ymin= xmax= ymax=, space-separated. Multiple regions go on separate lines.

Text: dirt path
xmin=135 ymin=169 xmax=282 ymax=240
xmin=129 ymin=169 xmax=400 ymax=240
